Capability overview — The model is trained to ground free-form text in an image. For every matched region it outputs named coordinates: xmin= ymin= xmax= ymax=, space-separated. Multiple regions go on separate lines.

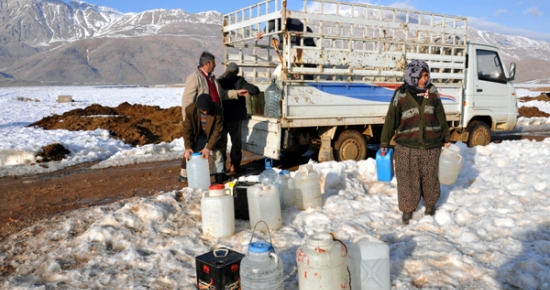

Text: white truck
xmin=222 ymin=0 xmax=518 ymax=162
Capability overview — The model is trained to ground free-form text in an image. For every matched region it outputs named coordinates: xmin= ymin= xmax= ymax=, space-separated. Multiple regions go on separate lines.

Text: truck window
xmin=476 ymin=50 xmax=507 ymax=84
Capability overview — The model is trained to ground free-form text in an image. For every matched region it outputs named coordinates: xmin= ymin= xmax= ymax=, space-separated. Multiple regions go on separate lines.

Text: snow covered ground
xmin=1 ymin=85 xmax=550 ymax=289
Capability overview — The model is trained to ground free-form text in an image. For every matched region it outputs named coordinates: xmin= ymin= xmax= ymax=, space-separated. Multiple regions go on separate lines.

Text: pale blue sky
xmin=69 ymin=0 xmax=550 ymax=42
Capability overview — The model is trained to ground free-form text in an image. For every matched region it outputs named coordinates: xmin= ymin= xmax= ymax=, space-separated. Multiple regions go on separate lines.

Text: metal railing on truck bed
xmin=223 ymin=0 xmax=468 ymax=87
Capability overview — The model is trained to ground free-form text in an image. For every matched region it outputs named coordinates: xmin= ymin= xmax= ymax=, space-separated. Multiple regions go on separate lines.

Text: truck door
xmin=472 ymin=48 xmax=510 ymax=123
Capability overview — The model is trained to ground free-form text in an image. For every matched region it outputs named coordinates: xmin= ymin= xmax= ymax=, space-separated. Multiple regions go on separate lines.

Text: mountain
xmin=0 ymin=0 xmax=549 ymax=85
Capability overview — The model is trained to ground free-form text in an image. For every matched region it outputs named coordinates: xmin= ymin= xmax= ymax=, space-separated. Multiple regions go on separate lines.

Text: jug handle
xmin=213 ymin=248 xmax=229 ymax=258
xmin=225 ymin=188 xmax=232 ymax=196
xmin=352 ymin=234 xmax=378 ymax=244
xmin=269 ymin=252 xmax=279 ymax=264
xmin=250 ymin=220 xmax=274 ymax=252
xmin=202 ymin=191 xmax=206 ymax=198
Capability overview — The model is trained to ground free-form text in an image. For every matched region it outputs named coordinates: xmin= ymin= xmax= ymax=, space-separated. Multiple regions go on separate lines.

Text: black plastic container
xmin=233 ymin=181 xmax=257 ymax=220
xmin=195 ymin=248 xmax=245 ymax=290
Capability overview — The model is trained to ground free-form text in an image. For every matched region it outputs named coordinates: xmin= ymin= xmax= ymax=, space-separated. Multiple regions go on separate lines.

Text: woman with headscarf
xmin=380 ymin=59 xmax=451 ymax=224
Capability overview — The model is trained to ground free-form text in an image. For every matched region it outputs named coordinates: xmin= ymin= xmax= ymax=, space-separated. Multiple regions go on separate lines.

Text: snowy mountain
xmin=0 ymin=0 xmax=548 ymax=85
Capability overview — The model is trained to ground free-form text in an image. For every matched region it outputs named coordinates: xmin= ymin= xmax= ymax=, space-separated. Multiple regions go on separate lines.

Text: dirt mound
xmin=37 ymin=143 xmax=71 ymax=162
xmin=518 ymin=93 xmax=550 ymax=103
xmin=30 ymin=102 xmax=183 ymax=146
xmin=519 ymin=106 xmax=550 ymax=118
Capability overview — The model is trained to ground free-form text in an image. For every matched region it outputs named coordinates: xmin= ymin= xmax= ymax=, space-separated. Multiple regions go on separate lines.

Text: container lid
xmin=280 ymin=170 xmax=290 ymax=175
xmin=209 ymin=184 xmax=225 ymax=190
xmin=191 ymin=152 xmax=202 ymax=157
xmin=248 ymin=241 xmax=273 ymax=253
xmin=307 ymin=233 xmax=334 ymax=248
xmin=264 ymin=158 xmax=273 ymax=169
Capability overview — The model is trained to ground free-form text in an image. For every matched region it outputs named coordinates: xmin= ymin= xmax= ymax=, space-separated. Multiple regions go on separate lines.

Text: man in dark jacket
xmin=218 ymin=63 xmax=260 ymax=173
xmin=181 ymin=93 xmax=227 ymax=184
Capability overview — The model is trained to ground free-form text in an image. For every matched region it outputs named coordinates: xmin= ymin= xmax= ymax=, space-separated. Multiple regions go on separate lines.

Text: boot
xmin=215 ymin=173 xmax=228 ymax=184
xmin=402 ymin=212 xmax=413 ymax=224
xmin=425 ymin=207 xmax=436 ymax=216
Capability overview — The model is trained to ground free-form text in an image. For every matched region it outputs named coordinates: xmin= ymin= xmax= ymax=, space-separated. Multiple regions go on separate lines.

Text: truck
xmin=222 ymin=0 xmax=518 ymax=162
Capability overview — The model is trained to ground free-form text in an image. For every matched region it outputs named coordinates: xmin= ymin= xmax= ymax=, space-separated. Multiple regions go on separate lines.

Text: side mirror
xmin=508 ymin=63 xmax=516 ymax=81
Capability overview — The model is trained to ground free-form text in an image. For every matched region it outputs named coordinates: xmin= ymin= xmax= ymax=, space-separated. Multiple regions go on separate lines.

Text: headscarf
xmin=404 ymin=59 xmax=431 ymax=95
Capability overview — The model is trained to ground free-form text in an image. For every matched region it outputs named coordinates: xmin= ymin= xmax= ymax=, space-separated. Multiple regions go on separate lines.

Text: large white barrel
xmin=297 ymin=233 xmax=349 ymax=290
xmin=240 ymin=241 xmax=284 ymax=290
xmin=187 ymin=152 xmax=210 ymax=190
xmin=294 ymin=165 xmax=322 ymax=210
xmin=347 ymin=234 xmax=390 ymax=290
xmin=200 ymin=184 xmax=235 ymax=238
xmin=247 ymin=184 xmax=282 ymax=231
xmin=438 ymin=144 xmax=463 ymax=185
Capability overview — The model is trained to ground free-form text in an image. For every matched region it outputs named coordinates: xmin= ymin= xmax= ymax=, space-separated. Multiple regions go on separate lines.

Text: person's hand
xmin=380 ymin=147 xmax=388 ymax=156
xmin=200 ymin=148 xmax=211 ymax=159
xmin=256 ymin=32 xmax=264 ymax=40
xmin=271 ymin=37 xmax=280 ymax=48
xmin=184 ymin=149 xmax=193 ymax=160
xmin=237 ymin=89 xmax=249 ymax=97
xmin=444 ymin=142 xmax=451 ymax=148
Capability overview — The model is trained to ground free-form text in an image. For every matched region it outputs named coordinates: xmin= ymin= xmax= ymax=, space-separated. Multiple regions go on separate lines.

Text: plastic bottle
xmin=247 ymin=184 xmax=282 ymax=231
xmin=294 ymin=164 xmax=322 ymax=210
xmin=347 ymin=234 xmax=390 ymax=290
xmin=280 ymin=170 xmax=296 ymax=208
xmin=200 ymin=184 xmax=235 ymax=238
xmin=296 ymin=233 xmax=349 ymax=290
xmin=240 ymin=221 xmax=284 ymax=290
xmin=376 ymin=148 xmax=394 ymax=182
xmin=259 ymin=158 xmax=282 ymax=207
xmin=187 ymin=152 xmax=210 ymax=190
xmin=264 ymin=79 xmax=282 ymax=118
xmin=438 ymin=143 xmax=463 ymax=185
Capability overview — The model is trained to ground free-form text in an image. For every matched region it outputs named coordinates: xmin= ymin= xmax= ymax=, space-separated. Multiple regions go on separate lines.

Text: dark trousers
xmin=225 ymin=120 xmax=242 ymax=167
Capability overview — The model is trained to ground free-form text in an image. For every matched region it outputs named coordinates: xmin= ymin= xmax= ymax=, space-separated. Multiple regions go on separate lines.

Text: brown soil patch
xmin=29 ymin=102 xmax=183 ymax=146
xmin=36 ymin=143 xmax=71 ymax=162
xmin=519 ymin=106 xmax=550 ymax=118
xmin=518 ymin=93 xmax=550 ymax=103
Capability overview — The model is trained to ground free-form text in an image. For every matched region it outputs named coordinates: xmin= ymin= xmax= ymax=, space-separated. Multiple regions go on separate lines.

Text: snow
xmin=1 ymin=84 xmax=550 ymax=289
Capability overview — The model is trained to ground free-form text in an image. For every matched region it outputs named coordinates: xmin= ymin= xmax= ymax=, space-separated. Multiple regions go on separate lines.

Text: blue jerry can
xmin=376 ymin=148 xmax=394 ymax=182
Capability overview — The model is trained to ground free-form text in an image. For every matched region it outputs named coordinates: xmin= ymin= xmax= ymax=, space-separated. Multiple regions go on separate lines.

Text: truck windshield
xmin=476 ymin=50 xmax=507 ymax=83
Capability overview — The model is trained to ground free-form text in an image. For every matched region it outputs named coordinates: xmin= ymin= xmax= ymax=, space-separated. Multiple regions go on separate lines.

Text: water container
xmin=376 ymin=148 xmax=394 ymax=182
xmin=187 ymin=152 xmax=210 ymax=190
xmin=201 ymin=184 xmax=235 ymax=238
xmin=259 ymin=158 xmax=282 ymax=208
xmin=240 ymin=221 xmax=284 ymax=290
xmin=347 ymin=234 xmax=390 ymax=290
xmin=296 ymin=233 xmax=349 ymax=290
xmin=264 ymin=79 xmax=282 ymax=118
xmin=294 ymin=164 xmax=322 ymax=210
xmin=280 ymin=170 xmax=296 ymax=208
xmin=247 ymin=184 xmax=282 ymax=231
xmin=438 ymin=144 xmax=463 ymax=185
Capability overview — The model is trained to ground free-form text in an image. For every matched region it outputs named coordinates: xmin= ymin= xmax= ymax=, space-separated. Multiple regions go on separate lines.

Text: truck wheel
xmin=334 ymin=129 xmax=367 ymax=161
xmin=467 ymin=121 xmax=491 ymax=147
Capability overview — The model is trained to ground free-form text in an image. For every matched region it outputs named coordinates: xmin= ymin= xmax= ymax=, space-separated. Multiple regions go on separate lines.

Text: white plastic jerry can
xmin=296 ymin=233 xmax=349 ymax=289
xmin=200 ymin=184 xmax=235 ymax=238
xmin=438 ymin=143 xmax=464 ymax=185
xmin=187 ymin=152 xmax=211 ymax=190
xmin=247 ymin=184 xmax=282 ymax=231
xmin=294 ymin=164 xmax=322 ymax=210
xmin=347 ymin=234 xmax=390 ymax=290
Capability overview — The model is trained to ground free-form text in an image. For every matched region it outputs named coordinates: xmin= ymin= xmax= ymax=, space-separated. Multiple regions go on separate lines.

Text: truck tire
xmin=467 ymin=121 xmax=491 ymax=147
xmin=334 ymin=129 xmax=367 ymax=161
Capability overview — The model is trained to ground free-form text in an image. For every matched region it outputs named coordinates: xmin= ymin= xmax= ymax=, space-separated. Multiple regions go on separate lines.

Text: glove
xmin=380 ymin=147 xmax=388 ymax=156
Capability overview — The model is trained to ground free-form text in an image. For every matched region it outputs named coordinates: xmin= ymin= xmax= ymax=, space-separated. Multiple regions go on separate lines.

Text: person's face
xmin=418 ymin=71 xmax=429 ymax=88
xmin=203 ymin=59 xmax=216 ymax=74
xmin=199 ymin=109 xmax=209 ymax=115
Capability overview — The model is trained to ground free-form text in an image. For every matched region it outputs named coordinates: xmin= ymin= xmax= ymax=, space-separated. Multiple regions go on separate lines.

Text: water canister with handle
xmin=187 ymin=152 xmax=210 ymax=190
xmin=240 ymin=221 xmax=284 ymax=290
xmin=347 ymin=234 xmax=390 ymax=290
xmin=296 ymin=233 xmax=349 ymax=290
xmin=294 ymin=164 xmax=322 ymax=210
xmin=280 ymin=170 xmax=296 ymax=208
xmin=438 ymin=143 xmax=463 ymax=185
xmin=376 ymin=148 xmax=394 ymax=182
xmin=259 ymin=158 xmax=283 ymax=207
xmin=200 ymin=184 xmax=235 ymax=238
xmin=247 ymin=184 xmax=282 ymax=231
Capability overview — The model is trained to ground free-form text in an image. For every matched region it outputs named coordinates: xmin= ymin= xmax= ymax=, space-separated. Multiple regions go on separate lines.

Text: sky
xmin=68 ymin=0 xmax=550 ymax=42
xmin=2 ymin=85 xmax=550 ymax=288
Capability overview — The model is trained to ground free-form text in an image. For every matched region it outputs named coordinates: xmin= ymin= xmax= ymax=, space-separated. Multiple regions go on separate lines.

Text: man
xmin=256 ymin=18 xmax=316 ymax=48
xmin=181 ymin=94 xmax=226 ymax=184
xmin=180 ymin=51 xmax=249 ymax=182
xmin=218 ymin=62 xmax=260 ymax=173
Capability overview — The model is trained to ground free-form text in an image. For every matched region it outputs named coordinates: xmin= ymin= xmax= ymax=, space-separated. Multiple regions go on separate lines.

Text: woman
xmin=380 ymin=59 xmax=451 ymax=224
